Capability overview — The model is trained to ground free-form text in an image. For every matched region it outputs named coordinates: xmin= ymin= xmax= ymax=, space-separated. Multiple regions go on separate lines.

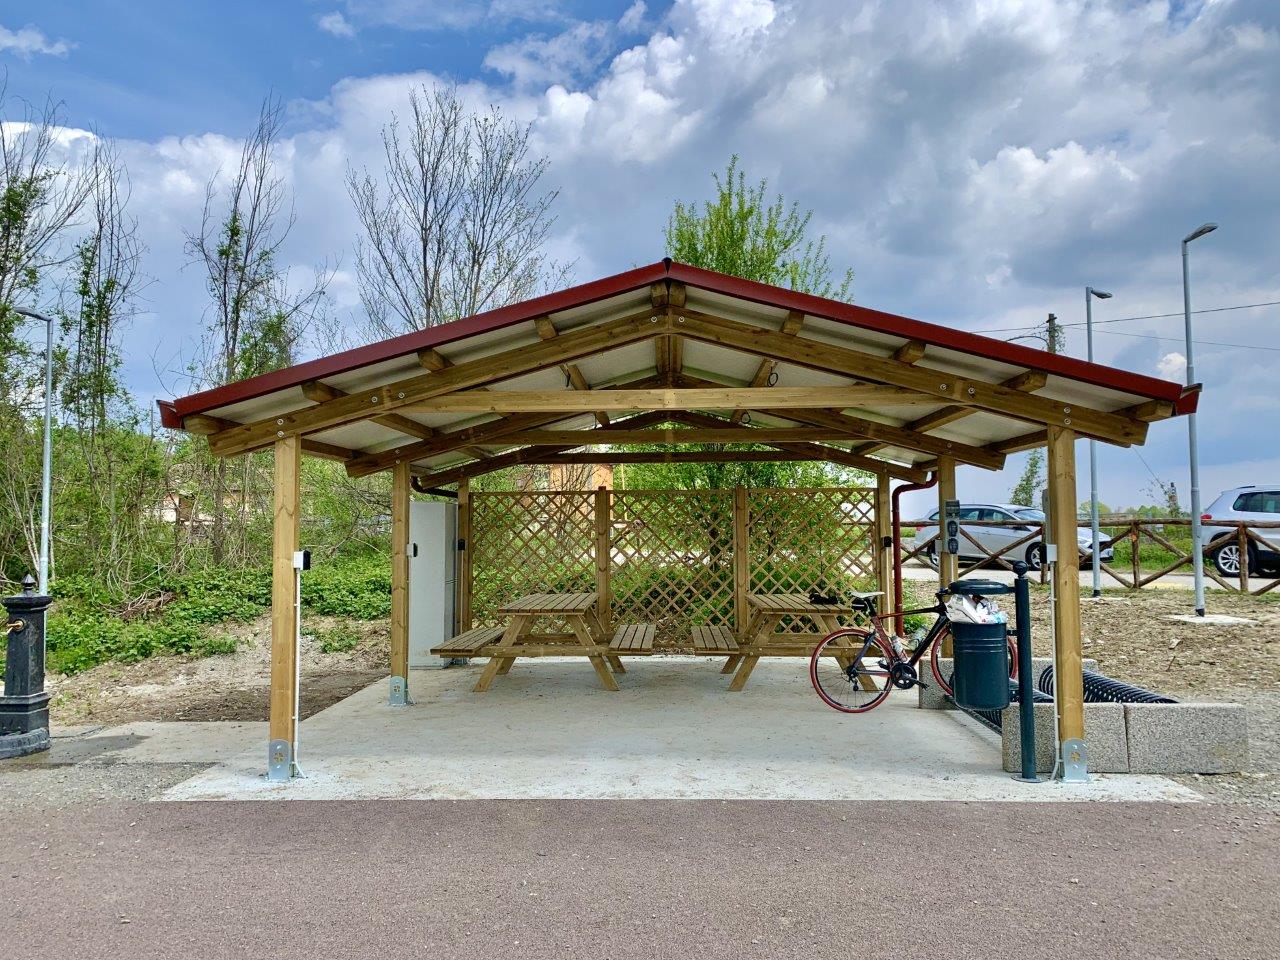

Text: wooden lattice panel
xmin=747 ymin=488 xmax=876 ymax=632
xmin=609 ymin=491 xmax=735 ymax=646
xmin=469 ymin=492 xmax=596 ymax=627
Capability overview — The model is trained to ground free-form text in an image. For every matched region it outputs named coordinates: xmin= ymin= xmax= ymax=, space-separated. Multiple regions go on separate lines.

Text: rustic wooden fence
xmin=464 ymin=487 xmax=878 ymax=645
xmin=899 ymin=517 xmax=1280 ymax=596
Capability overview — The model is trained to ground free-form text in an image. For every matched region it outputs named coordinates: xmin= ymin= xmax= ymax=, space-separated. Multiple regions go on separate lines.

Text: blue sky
xmin=4 ymin=0 xmax=1279 ymax=513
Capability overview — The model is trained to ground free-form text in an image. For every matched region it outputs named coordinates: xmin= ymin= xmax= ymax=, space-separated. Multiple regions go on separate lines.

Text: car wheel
xmin=1025 ymin=544 xmax=1045 ymax=571
xmin=1213 ymin=543 xmax=1241 ymax=577
xmin=924 ymin=544 xmax=939 ymax=569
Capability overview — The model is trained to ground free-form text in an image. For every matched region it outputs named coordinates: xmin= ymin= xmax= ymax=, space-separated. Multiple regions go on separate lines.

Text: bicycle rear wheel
xmin=810 ymin=629 xmax=892 ymax=713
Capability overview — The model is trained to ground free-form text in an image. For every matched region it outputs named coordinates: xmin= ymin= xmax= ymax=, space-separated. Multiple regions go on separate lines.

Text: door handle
xmin=412 ymin=542 xmax=419 ymax=557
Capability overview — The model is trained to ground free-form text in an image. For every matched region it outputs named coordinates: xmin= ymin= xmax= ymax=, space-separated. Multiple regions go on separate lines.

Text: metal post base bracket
xmin=389 ymin=675 xmax=410 ymax=707
xmin=1060 ymin=738 xmax=1090 ymax=783
xmin=267 ymin=739 xmax=300 ymax=782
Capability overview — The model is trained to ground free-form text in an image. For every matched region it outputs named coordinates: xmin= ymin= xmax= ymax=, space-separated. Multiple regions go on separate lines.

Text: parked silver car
xmin=910 ymin=502 xmax=1113 ymax=571
xmin=1202 ymin=485 xmax=1280 ymax=577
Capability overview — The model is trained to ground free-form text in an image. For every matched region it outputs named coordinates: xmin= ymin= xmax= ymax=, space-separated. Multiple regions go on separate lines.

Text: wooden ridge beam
xmin=674 ymin=309 xmax=1148 ymax=446
xmin=207 ymin=309 xmax=668 ymax=458
xmin=404 ymin=385 xmax=940 ymax=414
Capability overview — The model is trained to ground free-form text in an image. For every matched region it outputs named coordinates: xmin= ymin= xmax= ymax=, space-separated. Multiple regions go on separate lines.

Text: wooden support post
xmin=874 ymin=472 xmax=893 ymax=606
xmin=595 ymin=485 xmax=612 ymax=638
xmin=1047 ymin=426 xmax=1087 ymax=775
xmin=458 ymin=479 xmax=472 ymax=632
xmin=733 ymin=486 xmax=749 ymax=639
xmin=389 ymin=461 xmax=410 ymax=705
xmin=268 ymin=435 xmax=301 ymax=780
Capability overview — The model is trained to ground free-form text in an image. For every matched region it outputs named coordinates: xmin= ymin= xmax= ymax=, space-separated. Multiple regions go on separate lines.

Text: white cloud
xmin=16 ymin=0 xmax=1280 ymax=507
xmin=0 ymin=23 xmax=72 ymax=58
xmin=318 ymin=12 xmax=357 ymax=38
xmin=1157 ymin=351 xmax=1188 ymax=382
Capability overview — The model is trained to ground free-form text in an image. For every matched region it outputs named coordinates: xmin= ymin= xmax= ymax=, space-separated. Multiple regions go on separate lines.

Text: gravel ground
xmin=3 ymin=799 xmax=1277 ymax=960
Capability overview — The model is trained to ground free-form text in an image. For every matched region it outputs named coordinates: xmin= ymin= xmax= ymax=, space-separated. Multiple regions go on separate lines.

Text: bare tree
xmin=0 ymin=80 xmax=93 ymax=394
xmin=184 ymin=96 xmax=332 ymax=564
xmin=347 ymin=84 xmax=565 ymax=337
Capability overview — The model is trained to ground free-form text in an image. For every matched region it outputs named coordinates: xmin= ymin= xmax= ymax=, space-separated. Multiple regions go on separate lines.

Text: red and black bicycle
xmin=809 ymin=589 xmax=1018 ymax=713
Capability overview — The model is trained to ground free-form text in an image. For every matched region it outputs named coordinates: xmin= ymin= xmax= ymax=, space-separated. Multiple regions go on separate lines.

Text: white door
xmin=408 ymin=500 xmax=458 ymax=667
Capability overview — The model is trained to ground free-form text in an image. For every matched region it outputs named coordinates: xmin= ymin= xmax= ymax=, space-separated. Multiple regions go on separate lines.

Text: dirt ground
xmin=42 ymin=587 xmax=1280 ymax=809
xmin=48 ymin=615 xmax=391 ymax=726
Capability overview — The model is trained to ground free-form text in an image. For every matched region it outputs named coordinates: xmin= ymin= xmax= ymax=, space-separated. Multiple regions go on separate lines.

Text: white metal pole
xmin=1181 ymin=223 xmax=1216 ymax=617
xmin=1086 ymin=289 xmax=1101 ymax=598
xmin=16 ymin=308 xmax=54 ymax=595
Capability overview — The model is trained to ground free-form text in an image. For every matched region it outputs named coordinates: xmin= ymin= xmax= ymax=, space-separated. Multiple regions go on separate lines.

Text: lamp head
xmin=1183 ymin=222 xmax=1218 ymax=244
xmin=1088 ymin=288 xmax=1113 ymax=300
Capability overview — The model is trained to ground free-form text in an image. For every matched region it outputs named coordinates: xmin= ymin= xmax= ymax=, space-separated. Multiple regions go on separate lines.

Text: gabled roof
xmin=158 ymin=259 xmax=1198 ymax=482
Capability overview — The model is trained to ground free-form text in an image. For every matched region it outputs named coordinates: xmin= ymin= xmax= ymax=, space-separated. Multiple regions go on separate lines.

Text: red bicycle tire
xmin=810 ymin=628 xmax=893 ymax=714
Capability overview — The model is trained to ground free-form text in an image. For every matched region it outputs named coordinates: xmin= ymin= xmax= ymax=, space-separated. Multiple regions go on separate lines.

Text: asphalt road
xmin=4 ymin=798 xmax=1276 ymax=960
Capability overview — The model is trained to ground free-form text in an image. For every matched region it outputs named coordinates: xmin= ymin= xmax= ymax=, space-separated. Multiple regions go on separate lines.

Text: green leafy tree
xmin=1009 ymin=449 xmax=1045 ymax=507
xmin=665 ymin=156 xmax=853 ymax=300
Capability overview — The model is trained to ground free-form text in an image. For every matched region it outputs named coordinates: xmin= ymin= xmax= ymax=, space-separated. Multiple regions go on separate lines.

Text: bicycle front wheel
xmin=810 ymin=629 xmax=893 ymax=713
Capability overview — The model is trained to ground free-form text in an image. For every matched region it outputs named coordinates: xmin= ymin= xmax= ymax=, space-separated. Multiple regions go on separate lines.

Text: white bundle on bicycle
xmin=945 ymin=594 xmax=1006 ymax=625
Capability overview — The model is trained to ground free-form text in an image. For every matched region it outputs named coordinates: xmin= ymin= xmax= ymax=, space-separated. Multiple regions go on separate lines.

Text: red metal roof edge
xmin=665 ymin=262 xmax=1193 ymax=407
xmin=165 ymin=261 xmax=671 ymax=421
xmin=160 ymin=258 xmax=1197 ymax=427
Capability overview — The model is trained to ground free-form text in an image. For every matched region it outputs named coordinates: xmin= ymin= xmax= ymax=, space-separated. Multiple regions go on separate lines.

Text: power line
xmin=972 ymin=299 xmax=1280 ymax=336
xmin=1092 ymin=327 xmax=1280 ymax=352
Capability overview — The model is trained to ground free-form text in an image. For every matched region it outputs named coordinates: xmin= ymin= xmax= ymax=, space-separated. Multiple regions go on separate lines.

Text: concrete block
xmin=1125 ymin=702 xmax=1249 ymax=774
xmin=919 ymin=656 xmax=1096 ymax=710
xmin=1002 ymin=702 xmax=1129 ymax=774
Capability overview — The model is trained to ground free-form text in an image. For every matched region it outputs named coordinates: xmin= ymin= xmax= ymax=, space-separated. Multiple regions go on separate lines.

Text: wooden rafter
xmin=487 ymin=426 xmax=861 ymax=445
xmin=669 ymin=410 xmax=920 ymax=481
xmin=345 ymin=374 xmax=667 ymax=478
xmin=182 ymin=412 xmax=355 ymax=462
xmin=301 ymin=379 xmax=436 ymax=442
xmin=677 ymin=374 xmax=1004 ymax=470
xmin=673 ymin=309 xmax=1149 ymax=445
xmin=535 ymin=315 xmax=609 ymax=427
xmin=652 ymin=281 xmax=686 ymax=385
xmin=509 ymin=450 xmax=830 ymax=465
xmin=730 ymin=310 xmax=803 ymax=423
xmin=207 ymin=310 xmax=669 ymax=457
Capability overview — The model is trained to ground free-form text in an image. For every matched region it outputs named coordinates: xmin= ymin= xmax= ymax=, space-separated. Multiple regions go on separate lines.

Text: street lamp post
xmin=1182 ymin=222 xmax=1218 ymax=617
xmin=14 ymin=307 xmax=54 ymax=596
xmin=1085 ymin=287 xmax=1112 ymax=599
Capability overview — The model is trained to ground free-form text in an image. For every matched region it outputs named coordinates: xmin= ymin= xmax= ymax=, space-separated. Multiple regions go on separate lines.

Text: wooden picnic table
xmin=726 ymin=592 xmax=876 ymax=691
xmin=472 ymin=592 xmax=622 ymax=693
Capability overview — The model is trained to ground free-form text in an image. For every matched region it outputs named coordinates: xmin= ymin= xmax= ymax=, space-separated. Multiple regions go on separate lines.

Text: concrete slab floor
xmin=163 ymin=657 xmax=1198 ymax=803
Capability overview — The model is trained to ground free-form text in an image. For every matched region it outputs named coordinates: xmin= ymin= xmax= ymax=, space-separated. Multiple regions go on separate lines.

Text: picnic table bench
xmin=725 ymin=592 xmax=875 ymax=691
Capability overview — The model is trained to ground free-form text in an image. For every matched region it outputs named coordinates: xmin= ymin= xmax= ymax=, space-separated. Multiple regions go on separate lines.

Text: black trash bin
xmin=949 ymin=619 xmax=1012 ymax=711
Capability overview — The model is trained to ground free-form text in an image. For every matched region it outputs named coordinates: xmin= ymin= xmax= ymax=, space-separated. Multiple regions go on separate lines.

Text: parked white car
xmin=909 ymin=502 xmax=1113 ymax=571
xmin=1201 ymin=485 xmax=1280 ymax=577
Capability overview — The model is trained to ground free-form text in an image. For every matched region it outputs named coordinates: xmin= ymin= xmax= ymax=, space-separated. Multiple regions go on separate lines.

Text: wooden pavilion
xmin=159 ymin=259 xmax=1199 ymax=781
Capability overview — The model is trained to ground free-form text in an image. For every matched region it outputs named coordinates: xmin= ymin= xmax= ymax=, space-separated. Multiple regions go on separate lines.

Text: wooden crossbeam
xmin=487 ymin=426 xmax=859 ymax=445
xmin=674 ymin=309 xmax=1148 ymax=445
xmin=405 ymin=385 xmax=940 ymax=414
xmin=207 ymin=310 xmax=667 ymax=457
xmin=345 ymin=374 xmax=666 ymax=478
xmin=301 ymin=379 xmax=436 ymax=441
xmin=516 ymin=450 xmax=828 ymax=465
